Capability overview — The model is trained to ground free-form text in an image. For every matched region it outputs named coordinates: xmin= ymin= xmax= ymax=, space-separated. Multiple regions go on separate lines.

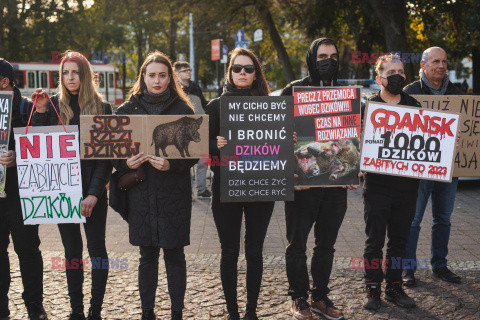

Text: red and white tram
xmin=10 ymin=62 xmax=124 ymax=106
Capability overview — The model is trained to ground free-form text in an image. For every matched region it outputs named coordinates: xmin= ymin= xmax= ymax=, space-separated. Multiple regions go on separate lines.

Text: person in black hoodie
xmin=0 ymin=58 xmax=48 ymax=320
xmin=206 ymin=47 xmax=274 ymax=320
xmin=112 ymin=51 xmax=197 ymax=320
xmin=281 ymin=38 xmax=350 ymax=320
xmin=31 ymin=52 xmax=112 ymax=320
xmin=362 ymin=54 xmax=420 ymax=311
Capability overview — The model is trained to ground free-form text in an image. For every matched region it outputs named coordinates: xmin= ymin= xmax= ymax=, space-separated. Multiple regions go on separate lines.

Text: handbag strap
xmin=26 ymin=94 xmax=67 ymax=134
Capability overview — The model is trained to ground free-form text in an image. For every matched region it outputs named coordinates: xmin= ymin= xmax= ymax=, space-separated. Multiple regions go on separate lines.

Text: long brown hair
xmin=129 ymin=51 xmax=193 ymax=110
xmin=227 ymin=48 xmax=270 ymax=96
xmin=58 ymin=51 xmax=104 ymax=124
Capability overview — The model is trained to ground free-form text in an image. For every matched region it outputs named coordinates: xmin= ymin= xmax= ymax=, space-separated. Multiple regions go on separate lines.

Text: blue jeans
xmin=405 ymin=178 xmax=458 ymax=272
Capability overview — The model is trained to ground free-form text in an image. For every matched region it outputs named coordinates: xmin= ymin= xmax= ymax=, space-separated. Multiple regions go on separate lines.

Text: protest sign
xmin=412 ymin=95 xmax=480 ymax=177
xmin=292 ymin=86 xmax=361 ymax=187
xmin=14 ymin=125 xmax=85 ymax=224
xmin=360 ymin=101 xmax=460 ymax=182
xmin=80 ymin=115 xmax=208 ymax=159
xmin=220 ymin=96 xmax=294 ymax=202
xmin=0 ymin=92 xmax=13 ymax=198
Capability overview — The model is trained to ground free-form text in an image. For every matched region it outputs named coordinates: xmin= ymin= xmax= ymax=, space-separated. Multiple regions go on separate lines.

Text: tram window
xmin=27 ymin=72 xmax=35 ymax=88
xmin=98 ymin=73 xmax=105 ymax=88
xmin=52 ymin=71 xmax=59 ymax=88
xmin=40 ymin=72 xmax=48 ymax=88
xmin=14 ymin=71 xmax=24 ymax=88
xmin=108 ymin=73 xmax=114 ymax=88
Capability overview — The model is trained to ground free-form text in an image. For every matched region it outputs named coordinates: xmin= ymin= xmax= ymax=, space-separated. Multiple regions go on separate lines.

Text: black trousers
xmin=285 ymin=188 xmax=347 ymax=300
xmin=363 ymin=187 xmax=417 ymax=284
xmin=138 ymin=246 xmax=186 ymax=312
xmin=0 ymin=186 xmax=43 ymax=317
xmin=58 ymin=195 xmax=108 ymax=314
xmin=212 ymin=177 xmax=274 ymax=314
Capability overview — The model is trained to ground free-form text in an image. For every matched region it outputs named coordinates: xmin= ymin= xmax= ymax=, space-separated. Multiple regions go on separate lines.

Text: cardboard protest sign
xmin=412 ymin=95 xmax=480 ymax=177
xmin=13 ymin=125 xmax=85 ymax=224
xmin=360 ymin=101 xmax=460 ymax=182
xmin=292 ymin=86 xmax=361 ymax=187
xmin=0 ymin=92 xmax=13 ymax=198
xmin=80 ymin=115 xmax=208 ymax=159
xmin=220 ymin=96 xmax=295 ymax=202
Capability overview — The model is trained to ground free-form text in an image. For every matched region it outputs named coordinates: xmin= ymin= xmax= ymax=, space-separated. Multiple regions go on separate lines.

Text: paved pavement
xmin=5 ymin=179 xmax=480 ymax=319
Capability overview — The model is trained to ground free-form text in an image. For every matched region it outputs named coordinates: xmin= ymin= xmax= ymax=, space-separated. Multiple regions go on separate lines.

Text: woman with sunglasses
xmin=31 ymin=51 xmax=112 ymax=320
xmin=205 ymin=48 xmax=274 ymax=320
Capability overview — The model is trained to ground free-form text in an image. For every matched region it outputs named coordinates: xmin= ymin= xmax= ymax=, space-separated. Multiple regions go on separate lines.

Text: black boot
xmin=403 ymin=270 xmax=416 ymax=287
xmin=227 ymin=312 xmax=240 ymax=320
xmin=141 ymin=309 xmax=156 ymax=320
xmin=87 ymin=308 xmax=102 ymax=320
xmin=171 ymin=310 xmax=182 ymax=320
xmin=385 ymin=282 xmax=416 ymax=308
xmin=69 ymin=312 xmax=86 ymax=320
xmin=26 ymin=302 xmax=48 ymax=320
xmin=364 ymin=283 xmax=381 ymax=310
xmin=433 ymin=266 xmax=461 ymax=284
xmin=243 ymin=309 xmax=258 ymax=320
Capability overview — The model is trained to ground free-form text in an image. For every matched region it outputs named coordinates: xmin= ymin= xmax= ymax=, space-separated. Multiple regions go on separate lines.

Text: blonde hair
xmin=58 ymin=51 xmax=104 ymax=124
xmin=374 ymin=53 xmax=403 ymax=75
xmin=129 ymin=51 xmax=193 ymax=110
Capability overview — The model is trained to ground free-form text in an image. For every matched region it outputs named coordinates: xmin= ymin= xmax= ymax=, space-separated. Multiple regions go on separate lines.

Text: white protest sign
xmin=14 ymin=125 xmax=85 ymax=224
xmin=360 ymin=101 xmax=460 ymax=182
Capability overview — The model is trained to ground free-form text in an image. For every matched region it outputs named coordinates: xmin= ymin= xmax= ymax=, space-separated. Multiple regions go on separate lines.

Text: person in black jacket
xmin=173 ymin=61 xmax=211 ymax=199
xmin=31 ymin=52 xmax=112 ymax=320
xmin=111 ymin=51 xmax=197 ymax=320
xmin=0 ymin=58 xmax=48 ymax=320
xmin=206 ymin=47 xmax=274 ymax=320
xmin=403 ymin=47 xmax=462 ymax=286
xmin=362 ymin=54 xmax=420 ymax=311
xmin=282 ymin=38 xmax=351 ymax=320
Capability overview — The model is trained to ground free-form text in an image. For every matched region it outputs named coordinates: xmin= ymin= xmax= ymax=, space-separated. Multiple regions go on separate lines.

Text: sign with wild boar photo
xmin=292 ymin=86 xmax=361 ymax=187
xmin=220 ymin=96 xmax=295 ymax=202
xmin=412 ymin=95 xmax=480 ymax=177
xmin=80 ymin=115 xmax=208 ymax=159
xmin=13 ymin=125 xmax=85 ymax=225
xmin=0 ymin=92 xmax=13 ymax=198
xmin=360 ymin=101 xmax=460 ymax=182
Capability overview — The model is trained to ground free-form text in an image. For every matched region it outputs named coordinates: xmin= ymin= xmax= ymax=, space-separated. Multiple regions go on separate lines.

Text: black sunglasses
xmin=232 ymin=64 xmax=255 ymax=74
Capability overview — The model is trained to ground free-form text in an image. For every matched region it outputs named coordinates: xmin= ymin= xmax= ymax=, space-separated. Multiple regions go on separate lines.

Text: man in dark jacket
xmin=282 ymin=38 xmax=347 ymax=320
xmin=403 ymin=47 xmax=462 ymax=286
xmin=174 ymin=61 xmax=211 ymax=199
xmin=362 ymin=54 xmax=420 ymax=311
xmin=0 ymin=58 xmax=47 ymax=320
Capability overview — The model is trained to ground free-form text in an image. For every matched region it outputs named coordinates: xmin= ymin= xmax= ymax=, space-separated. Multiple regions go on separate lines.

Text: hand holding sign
xmin=0 ymin=150 xmax=15 ymax=167
xmin=31 ymin=89 xmax=49 ymax=113
xmin=147 ymin=155 xmax=170 ymax=171
xmin=217 ymin=136 xmax=227 ymax=149
xmin=126 ymin=152 xmax=148 ymax=169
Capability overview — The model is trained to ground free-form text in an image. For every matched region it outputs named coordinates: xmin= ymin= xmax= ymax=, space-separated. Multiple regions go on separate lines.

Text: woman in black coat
xmin=112 ymin=51 xmax=197 ymax=320
xmin=31 ymin=51 xmax=112 ymax=320
xmin=206 ymin=48 xmax=274 ymax=320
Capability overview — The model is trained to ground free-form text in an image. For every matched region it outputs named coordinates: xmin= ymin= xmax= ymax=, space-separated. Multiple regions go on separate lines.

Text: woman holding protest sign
xmin=111 ymin=51 xmax=197 ymax=320
xmin=31 ymin=51 xmax=112 ymax=320
xmin=205 ymin=47 xmax=274 ymax=320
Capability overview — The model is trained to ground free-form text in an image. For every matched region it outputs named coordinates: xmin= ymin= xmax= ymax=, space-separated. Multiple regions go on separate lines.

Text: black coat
xmin=31 ymin=94 xmax=112 ymax=199
xmin=403 ymin=78 xmax=463 ymax=95
xmin=112 ymin=94 xmax=197 ymax=248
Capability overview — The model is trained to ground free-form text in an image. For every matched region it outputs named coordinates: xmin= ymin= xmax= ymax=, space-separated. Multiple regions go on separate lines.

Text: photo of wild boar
xmin=294 ymin=138 xmax=360 ymax=185
xmin=151 ymin=116 xmax=203 ymax=157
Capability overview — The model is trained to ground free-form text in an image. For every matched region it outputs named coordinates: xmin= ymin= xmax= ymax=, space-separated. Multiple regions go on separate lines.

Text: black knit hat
xmin=0 ymin=58 xmax=15 ymax=83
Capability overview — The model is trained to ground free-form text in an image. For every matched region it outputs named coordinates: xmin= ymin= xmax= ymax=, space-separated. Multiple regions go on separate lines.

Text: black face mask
xmin=316 ymin=58 xmax=338 ymax=82
xmin=384 ymin=74 xmax=405 ymax=95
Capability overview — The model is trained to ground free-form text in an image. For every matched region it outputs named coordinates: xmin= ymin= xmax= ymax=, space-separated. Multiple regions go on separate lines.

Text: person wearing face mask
xmin=31 ymin=52 xmax=112 ymax=320
xmin=0 ymin=58 xmax=48 ymax=320
xmin=281 ymin=38 xmax=350 ymax=320
xmin=402 ymin=47 xmax=462 ymax=286
xmin=361 ymin=54 xmax=421 ymax=311
xmin=111 ymin=51 xmax=197 ymax=320
xmin=205 ymin=48 xmax=274 ymax=320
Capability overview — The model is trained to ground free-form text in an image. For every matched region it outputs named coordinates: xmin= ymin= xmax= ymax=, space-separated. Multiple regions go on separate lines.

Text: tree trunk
xmin=255 ymin=1 xmax=296 ymax=83
xmin=368 ymin=0 xmax=414 ymax=82
xmin=169 ymin=17 xmax=178 ymax=60
xmin=473 ymin=45 xmax=480 ymax=94
xmin=135 ymin=27 xmax=144 ymax=72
